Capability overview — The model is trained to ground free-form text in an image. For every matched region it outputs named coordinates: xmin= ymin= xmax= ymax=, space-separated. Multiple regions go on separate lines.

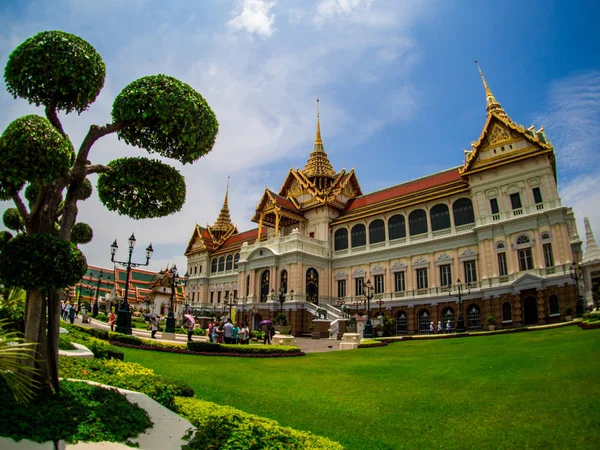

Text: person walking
xmin=68 ymin=304 xmax=76 ymax=324
xmin=150 ymin=316 xmax=159 ymax=339
xmin=446 ymin=320 xmax=451 ymax=334
xmin=240 ymin=323 xmax=249 ymax=344
xmin=437 ymin=321 xmax=442 ymax=334
xmin=109 ymin=312 xmax=116 ymax=332
xmin=186 ymin=317 xmax=195 ymax=342
xmin=429 ymin=321 xmax=434 ymax=334
xmin=211 ymin=323 xmax=218 ymax=343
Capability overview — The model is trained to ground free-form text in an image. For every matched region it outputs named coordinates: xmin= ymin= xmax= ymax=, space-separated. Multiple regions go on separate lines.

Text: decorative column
xmin=257 ymin=212 xmax=264 ymax=242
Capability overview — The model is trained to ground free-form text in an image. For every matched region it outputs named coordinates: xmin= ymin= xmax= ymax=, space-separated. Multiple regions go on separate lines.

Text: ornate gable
xmin=185 ymin=225 xmax=213 ymax=256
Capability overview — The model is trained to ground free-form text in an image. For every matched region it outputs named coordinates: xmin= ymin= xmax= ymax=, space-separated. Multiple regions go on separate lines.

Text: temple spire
xmin=315 ymin=98 xmax=322 ymax=145
xmin=475 ymin=60 xmax=509 ymax=121
xmin=212 ymin=178 xmax=233 ymax=233
xmin=583 ymin=217 xmax=600 ymax=262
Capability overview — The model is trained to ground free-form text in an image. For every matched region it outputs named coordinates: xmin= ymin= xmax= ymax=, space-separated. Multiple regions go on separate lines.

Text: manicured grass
xmin=123 ymin=326 xmax=600 ymax=450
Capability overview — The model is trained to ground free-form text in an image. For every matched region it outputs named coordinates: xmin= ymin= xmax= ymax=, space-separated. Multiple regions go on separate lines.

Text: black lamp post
xmin=165 ymin=266 xmax=189 ymax=333
xmin=92 ymin=270 xmax=111 ymax=317
xmin=449 ymin=279 xmax=469 ymax=332
xmin=363 ymin=279 xmax=374 ymax=338
xmin=224 ymin=293 xmax=238 ymax=319
xmin=277 ymin=287 xmax=286 ymax=315
xmin=376 ymin=298 xmax=384 ymax=317
xmin=338 ymin=298 xmax=346 ymax=318
xmin=183 ymin=272 xmax=190 ymax=314
xmin=110 ymin=233 xmax=153 ymax=335
xmin=76 ymin=282 xmax=84 ymax=312
xmin=570 ymin=263 xmax=584 ymax=317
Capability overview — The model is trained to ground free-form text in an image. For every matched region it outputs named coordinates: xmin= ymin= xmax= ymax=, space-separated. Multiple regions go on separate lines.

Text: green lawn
xmin=122 ymin=326 xmax=600 ymax=450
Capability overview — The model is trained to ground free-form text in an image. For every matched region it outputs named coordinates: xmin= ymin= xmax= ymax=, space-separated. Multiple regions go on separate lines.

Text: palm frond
xmin=0 ymin=319 xmax=41 ymax=404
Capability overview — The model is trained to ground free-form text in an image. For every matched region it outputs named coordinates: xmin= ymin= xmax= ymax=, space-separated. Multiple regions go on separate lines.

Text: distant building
xmin=185 ymin=67 xmax=584 ymax=335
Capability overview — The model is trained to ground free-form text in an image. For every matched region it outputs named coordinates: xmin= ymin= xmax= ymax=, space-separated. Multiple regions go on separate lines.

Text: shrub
xmin=61 ymin=324 xmax=123 ymax=360
xmin=175 ymin=397 xmax=343 ymax=450
xmin=59 ymin=357 xmax=194 ymax=411
xmin=109 ymin=332 xmax=143 ymax=345
xmin=95 ymin=313 xmax=109 ymax=323
xmin=0 ymin=378 xmax=151 ymax=444
xmin=186 ymin=342 xmax=301 ymax=354
xmin=58 ymin=333 xmax=75 ymax=350
xmin=487 ymin=315 xmax=496 ymax=325
xmin=274 ymin=312 xmax=289 ymax=326
xmin=564 ymin=305 xmax=574 ymax=315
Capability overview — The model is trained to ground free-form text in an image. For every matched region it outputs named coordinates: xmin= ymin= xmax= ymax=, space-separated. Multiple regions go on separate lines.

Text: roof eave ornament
xmin=475 ymin=60 xmax=510 ymax=122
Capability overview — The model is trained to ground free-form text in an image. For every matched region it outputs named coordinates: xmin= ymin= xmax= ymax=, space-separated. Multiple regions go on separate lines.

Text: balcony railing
xmin=478 ymin=200 xmax=561 ymax=226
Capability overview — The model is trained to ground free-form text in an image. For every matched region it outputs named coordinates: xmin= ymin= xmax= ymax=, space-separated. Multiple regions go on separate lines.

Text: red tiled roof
xmin=269 ymin=190 xmax=299 ymax=212
xmin=222 ymin=227 xmax=268 ymax=247
xmin=345 ymin=168 xmax=462 ymax=211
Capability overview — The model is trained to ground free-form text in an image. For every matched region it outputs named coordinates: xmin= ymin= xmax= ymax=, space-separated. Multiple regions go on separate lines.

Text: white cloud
xmin=535 ymin=71 xmax=600 ymax=251
xmin=228 ymin=0 xmax=276 ymax=38
xmin=315 ymin=0 xmax=374 ymax=24
xmin=535 ymin=71 xmax=600 ymax=173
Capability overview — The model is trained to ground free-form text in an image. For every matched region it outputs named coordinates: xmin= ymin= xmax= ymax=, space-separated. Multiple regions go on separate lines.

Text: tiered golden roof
xmin=476 ymin=60 xmax=510 ymax=122
xmin=303 ymin=99 xmax=336 ymax=179
xmin=212 ymin=178 xmax=233 ymax=233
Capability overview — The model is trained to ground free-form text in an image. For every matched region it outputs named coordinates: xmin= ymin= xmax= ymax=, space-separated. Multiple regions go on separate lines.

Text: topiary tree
xmin=0 ymin=30 xmax=218 ymax=393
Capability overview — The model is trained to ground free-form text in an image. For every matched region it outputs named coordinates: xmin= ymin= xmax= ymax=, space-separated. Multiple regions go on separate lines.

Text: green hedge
xmin=59 ymin=357 xmax=194 ymax=411
xmin=95 ymin=313 xmax=109 ymax=322
xmin=187 ymin=342 xmax=301 ymax=354
xmin=63 ymin=324 xmax=123 ymax=360
xmin=175 ymin=397 xmax=343 ymax=450
xmin=0 ymin=379 xmax=151 ymax=444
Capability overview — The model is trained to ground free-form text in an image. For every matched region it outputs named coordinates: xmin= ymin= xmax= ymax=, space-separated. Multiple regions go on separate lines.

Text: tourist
xmin=211 ymin=323 xmax=218 ymax=343
xmin=223 ymin=319 xmax=234 ymax=344
xmin=216 ymin=323 xmax=224 ymax=343
xmin=109 ymin=312 xmax=116 ymax=331
xmin=150 ymin=316 xmax=159 ymax=339
xmin=186 ymin=317 xmax=195 ymax=342
xmin=239 ymin=323 xmax=249 ymax=344
xmin=429 ymin=321 xmax=434 ymax=334
xmin=68 ymin=304 xmax=76 ymax=324
xmin=437 ymin=321 xmax=442 ymax=334
xmin=446 ymin=320 xmax=451 ymax=334
xmin=207 ymin=319 xmax=215 ymax=343
xmin=232 ymin=322 xmax=240 ymax=344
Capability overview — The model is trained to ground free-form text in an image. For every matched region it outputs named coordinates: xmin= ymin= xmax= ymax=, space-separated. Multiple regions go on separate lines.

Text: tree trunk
xmin=24 ymin=288 xmax=50 ymax=391
xmin=47 ymin=289 xmax=61 ymax=393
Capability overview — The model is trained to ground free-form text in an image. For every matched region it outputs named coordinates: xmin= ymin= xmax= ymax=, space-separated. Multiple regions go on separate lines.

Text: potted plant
xmin=346 ymin=317 xmax=357 ymax=333
xmin=375 ymin=324 xmax=384 ymax=337
xmin=564 ymin=305 xmax=573 ymax=321
xmin=274 ymin=312 xmax=291 ymax=334
xmin=487 ymin=315 xmax=496 ymax=331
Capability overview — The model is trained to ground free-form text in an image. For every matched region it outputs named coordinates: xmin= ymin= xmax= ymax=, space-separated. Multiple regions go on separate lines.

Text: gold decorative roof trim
xmin=303 ymin=99 xmax=336 ymax=179
xmin=212 ymin=177 xmax=234 ymax=233
xmin=476 ymin=60 xmax=510 ymax=122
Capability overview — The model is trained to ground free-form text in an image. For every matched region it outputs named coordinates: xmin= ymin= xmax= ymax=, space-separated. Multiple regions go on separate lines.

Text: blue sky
xmin=1 ymin=0 xmax=599 ymax=272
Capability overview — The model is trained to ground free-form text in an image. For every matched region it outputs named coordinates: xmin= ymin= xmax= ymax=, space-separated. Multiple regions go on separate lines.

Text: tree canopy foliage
xmin=4 ymin=30 xmax=105 ymax=114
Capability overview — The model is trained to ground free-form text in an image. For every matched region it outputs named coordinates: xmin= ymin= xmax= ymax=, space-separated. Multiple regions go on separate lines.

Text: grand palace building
xmin=183 ymin=67 xmax=590 ymax=336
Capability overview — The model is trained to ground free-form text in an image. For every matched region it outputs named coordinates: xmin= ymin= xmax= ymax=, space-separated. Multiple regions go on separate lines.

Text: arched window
xmin=496 ymin=242 xmax=506 ymax=250
xmin=369 ymin=219 xmax=385 ymax=244
xmin=502 ymin=302 xmax=512 ymax=322
xmin=516 ymin=235 xmax=530 ymax=245
xmin=466 ymin=304 xmax=481 ymax=331
xmin=334 ymin=228 xmax=348 ymax=251
xmin=418 ymin=309 xmax=430 ymax=335
xmin=218 ymin=257 xmax=225 ymax=272
xmin=225 ymin=255 xmax=233 ymax=271
xmin=430 ymin=204 xmax=451 ymax=231
xmin=306 ymin=268 xmax=319 ymax=304
xmin=453 ymin=198 xmax=475 ymax=226
xmin=234 ymin=253 xmax=240 ymax=269
xmin=211 ymin=258 xmax=217 ymax=273
xmin=442 ymin=307 xmax=455 ymax=332
xmin=246 ymin=274 xmax=250 ymax=297
xmin=388 ymin=214 xmax=406 ymax=240
xmin=396 ymin=311 xmax=408 ymax=334
xmin=260 ymin=270 xmax=270 ymax=302
xmin=409 ymin=209 xmax=428 ymax=236
xmin=351 ymin=224 xmax=366 ymax=247
xmin=280 ymin=270 xmax=288 ymax=294
xmin=549 ymin=295 xmax=560 ymax=315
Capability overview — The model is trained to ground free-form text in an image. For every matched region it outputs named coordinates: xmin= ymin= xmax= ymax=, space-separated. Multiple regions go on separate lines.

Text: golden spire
xmin=212 ymin=177 xmax=233 ymax=233
xmin=315 ymin=98 xmax=322 ymax=145
xmin=304 ymin=99 xmax=336 ymax=179
xmin=475 ymin=60 xmax=509 ymax=121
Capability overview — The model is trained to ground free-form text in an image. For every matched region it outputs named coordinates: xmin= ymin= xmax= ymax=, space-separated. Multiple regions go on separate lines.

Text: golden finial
xmin=315 ymin=98 xmax=322 ymax=145
xmin=212 ymin=178 xmax=233 ymax=233
xmin=474 ymin=60 xmax=509 ymax=121
xmin=224 ymin=176 xmax=230 ymax=207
